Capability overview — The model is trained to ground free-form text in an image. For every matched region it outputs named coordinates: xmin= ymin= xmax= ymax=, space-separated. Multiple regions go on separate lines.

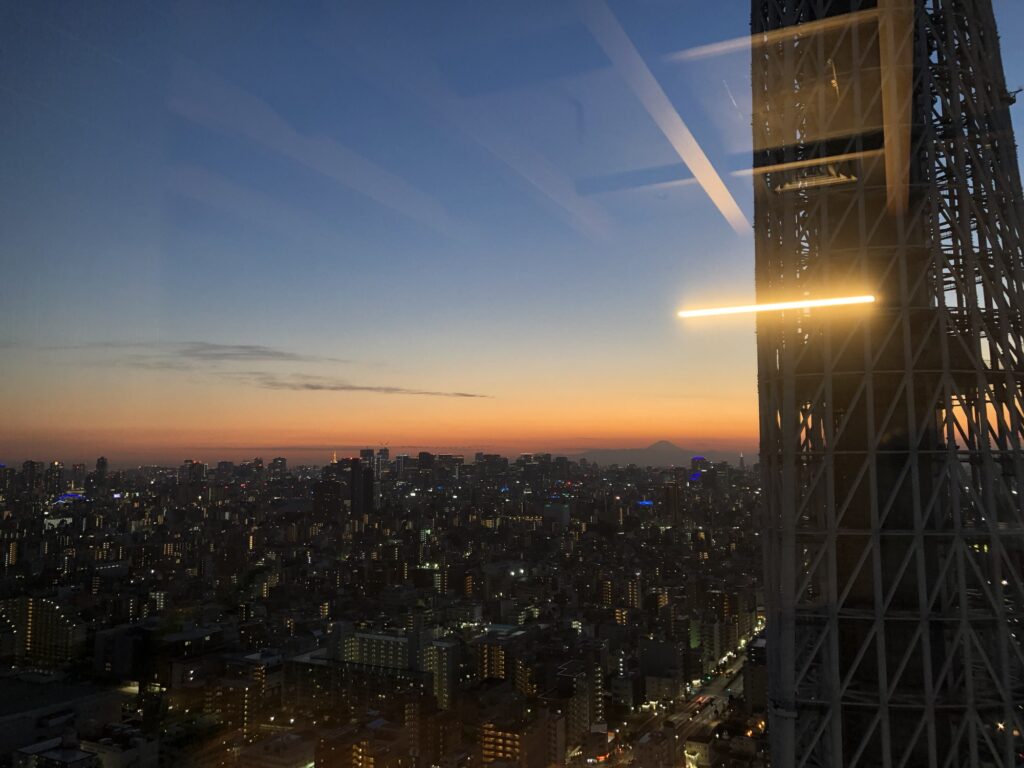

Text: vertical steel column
xmin=752 ymin=0 xmax=1024 ymax=765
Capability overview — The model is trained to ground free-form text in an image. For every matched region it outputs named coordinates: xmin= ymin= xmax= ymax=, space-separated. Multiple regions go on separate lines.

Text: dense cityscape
xmin=5 ymin=0 xmax=1023 ymax=765
xmin=0 ymin=451 xmax=766 ymax=767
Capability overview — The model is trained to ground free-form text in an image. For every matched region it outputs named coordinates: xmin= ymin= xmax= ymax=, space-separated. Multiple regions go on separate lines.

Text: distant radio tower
xmin=751 ymin=0 xmax=1024 ymax=765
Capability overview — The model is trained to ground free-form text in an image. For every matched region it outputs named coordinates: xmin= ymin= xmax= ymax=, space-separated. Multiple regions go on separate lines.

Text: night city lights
xmin=2 ymin=2 xmax=1023 ymax=767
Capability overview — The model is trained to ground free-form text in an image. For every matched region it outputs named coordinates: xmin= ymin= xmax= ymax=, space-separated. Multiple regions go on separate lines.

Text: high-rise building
xmin=752 ymin=1 xmax=1024 ymax=764
xmin=313 ymin=478 xmax=344 ymax=523
xmin=343 ymin=631 xmax=411 ymax=670
xmin=20 ymin=460 xmax=44 ymax=498
xmin=625 ymin=573 xmax=641 ymax=610
xmin=477 ymin=636 xmax=510 ymax=681
xmin=350 ymin=458 xmax=374 ymax=518
xmin=422 ymin=639 xmax=458 ymax=710
xmin=0 ymin=596 xmax=87 ymax=668
xmin=269 ymin=456 xmax=287 ymax=481
xmin=0 ymin=465 xmax=16 ymax=501
xmin=205 ymin=678 xmax=259 ymax=743
xmin=480 ymin=714 xmax=551 ymax=767
xmin=661 ymin=482 xmax=681 ymax=525
xmin=316 ymin=720 xmax=410 ymax=768
xmin=215 ymin=460 xmax=235 ymax=482
xmin=179 ymin=459 xmax=206 ymax=484
xmin=69 ymin=463 xmax=86 ymax=490
xmin=551 ymin=662 xmax=591 ymax=747
xmin=745 ymin=635 xmax=768 ymax=714
xmin=43 ymin=461 xmax=65 ymax=498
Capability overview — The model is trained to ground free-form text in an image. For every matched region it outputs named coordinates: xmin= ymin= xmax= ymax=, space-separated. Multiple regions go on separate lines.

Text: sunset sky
xmin=2 ymin=1 xmax=1023 ymax=467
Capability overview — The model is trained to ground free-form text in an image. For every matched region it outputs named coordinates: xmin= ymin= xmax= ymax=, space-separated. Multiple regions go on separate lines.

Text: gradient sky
xmin=2 ymin=1 xmax=1023 ymax=467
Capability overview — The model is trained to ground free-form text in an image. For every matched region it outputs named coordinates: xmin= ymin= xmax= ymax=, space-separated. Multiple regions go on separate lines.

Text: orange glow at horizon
xmin=0 ymin=379 xmax=760 ymax=463
xmin=1 ymin=327 xmax=762 ymax=464
xmin=677 ymin=294 xmax=876 ymax=319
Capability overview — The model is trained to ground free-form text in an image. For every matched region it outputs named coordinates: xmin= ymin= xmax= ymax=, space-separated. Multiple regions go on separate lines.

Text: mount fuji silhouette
xmin=575 ymin=440 xmax=705 ymax=468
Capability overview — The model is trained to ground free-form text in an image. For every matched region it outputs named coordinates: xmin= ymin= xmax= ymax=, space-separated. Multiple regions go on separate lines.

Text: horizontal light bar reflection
xmin=677 ymin=295 xmax=876 ymax=319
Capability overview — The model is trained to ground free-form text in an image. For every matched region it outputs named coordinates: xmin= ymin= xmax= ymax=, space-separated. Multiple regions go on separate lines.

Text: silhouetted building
xmin=313 ymin=479 xmax=344 ymax=523
xmin=350 ymin=459 xmax=374 ymax=518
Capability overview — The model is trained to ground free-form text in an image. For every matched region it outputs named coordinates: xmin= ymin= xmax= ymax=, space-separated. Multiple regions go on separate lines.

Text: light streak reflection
xmin=678 ymin=295 xmax=876 ymax=318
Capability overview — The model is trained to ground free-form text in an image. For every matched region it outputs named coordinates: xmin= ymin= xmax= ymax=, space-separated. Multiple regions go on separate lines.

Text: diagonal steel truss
xmin=751 ymin=0 xmax=1024 ymax=765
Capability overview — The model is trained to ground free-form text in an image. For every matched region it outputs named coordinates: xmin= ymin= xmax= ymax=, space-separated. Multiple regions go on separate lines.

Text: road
xmin=673 ymin=656 xmax=745 ymax=737
xmin=623 ymin=654 xmax=746 ymax=752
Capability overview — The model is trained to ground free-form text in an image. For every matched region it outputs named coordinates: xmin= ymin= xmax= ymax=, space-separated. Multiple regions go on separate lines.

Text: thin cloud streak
xmin=577 ymin=0 xmax=750 ymax=234
xmin=168 ymin=60 xmax=465 ymax=240
xmin=167 ymin=166 xmax=349 ymax=248
xmin=576 ymin=163 xmax=698 ymax=196
xmin=56 ymin=341 xmax=349 ymax=366
xmin=34 ymin=341 xmax=485 ymax=398
xmin=172 ymin=342 xmax=347 ymax=364
xmin=239 ymin=372 xmax=490 ymax=399
xmin=338 ymin=37 xmax=612 ymax=241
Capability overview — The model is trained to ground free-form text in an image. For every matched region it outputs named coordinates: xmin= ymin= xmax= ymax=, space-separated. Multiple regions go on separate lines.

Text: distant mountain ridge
xmin=575 ymin=440 xmax=708 ymax=468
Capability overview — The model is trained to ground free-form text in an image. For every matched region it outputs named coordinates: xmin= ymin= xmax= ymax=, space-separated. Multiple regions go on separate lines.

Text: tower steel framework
xmin=752 ymin=0 xmax=1024 ymax=765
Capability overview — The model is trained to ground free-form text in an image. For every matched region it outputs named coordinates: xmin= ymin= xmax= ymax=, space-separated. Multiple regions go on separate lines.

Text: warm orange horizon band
xmin=677 ymin=294 xmax=876 ymax=319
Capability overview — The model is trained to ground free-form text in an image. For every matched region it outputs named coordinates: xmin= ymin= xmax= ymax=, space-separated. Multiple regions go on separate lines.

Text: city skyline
xmin=0 ymin=440 xmax=743 ymax=473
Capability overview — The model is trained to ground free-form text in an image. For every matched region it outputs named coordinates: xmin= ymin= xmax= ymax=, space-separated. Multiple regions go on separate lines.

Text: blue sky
xmin=1 ymin=1 xmax=1022 ymax=465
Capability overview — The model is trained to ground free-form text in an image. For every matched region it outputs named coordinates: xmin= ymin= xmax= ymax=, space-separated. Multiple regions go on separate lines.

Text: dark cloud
xmin=239 ymin=372 xmax=489 ymax=399
xmin=36 ymin=340 xmax=485 ymax=399
xmin=171 ymin=341 xmax=347 ymax=364
xmin=54 ymin=340 xmax=348 ymax=368
xmin=114 ymin=355 xmax=195 ymax=371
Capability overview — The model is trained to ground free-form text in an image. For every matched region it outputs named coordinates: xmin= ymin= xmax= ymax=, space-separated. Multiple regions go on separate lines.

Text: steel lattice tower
xmin=752 ymin=0 xmax=1024 ymax=765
